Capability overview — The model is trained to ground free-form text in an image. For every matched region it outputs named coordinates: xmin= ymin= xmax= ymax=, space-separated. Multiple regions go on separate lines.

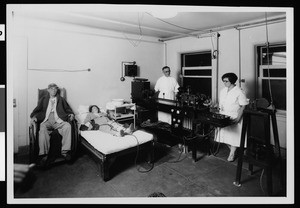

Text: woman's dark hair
xmin=89 ymin=105 xmax=100 ymax=113
xmin=222 ymin=73 xmax=238 ymax=84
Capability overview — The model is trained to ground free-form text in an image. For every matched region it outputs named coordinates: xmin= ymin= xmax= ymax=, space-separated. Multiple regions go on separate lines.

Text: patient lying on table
xmin=80 ymin=105 xmax=134 ymax=137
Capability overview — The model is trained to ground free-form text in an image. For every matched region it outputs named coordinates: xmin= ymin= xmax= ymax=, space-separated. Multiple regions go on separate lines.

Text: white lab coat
xmin=154 ymin=75 xmax=180 ymax=123
xmin=215 ymin=85 xmax=249 ymax=147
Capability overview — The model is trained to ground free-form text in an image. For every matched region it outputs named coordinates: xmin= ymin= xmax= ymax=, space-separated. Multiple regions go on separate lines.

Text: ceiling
xmin=14 ymin=5 xmax=286 ymax=41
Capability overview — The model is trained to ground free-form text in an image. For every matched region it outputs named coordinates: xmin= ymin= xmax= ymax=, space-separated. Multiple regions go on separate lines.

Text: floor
xmin=13 ymin=138 xmax=286 ymax=202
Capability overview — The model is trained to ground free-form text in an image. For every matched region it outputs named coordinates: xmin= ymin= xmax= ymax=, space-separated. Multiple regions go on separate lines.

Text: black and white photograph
xmin=4 ymin=3 xmax=294 ymax=205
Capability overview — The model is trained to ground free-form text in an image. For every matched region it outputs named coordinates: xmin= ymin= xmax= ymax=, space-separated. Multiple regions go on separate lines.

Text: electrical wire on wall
xmin=120 ymin=61 xmax=136 ymax=81
xmin=253 ymin=13 xmax=276 ymax=194
xmin=146 ymin=12 xmax=200 ymax=33
xmin=210 ymin=30 xmax=220 ymax=60
xmin=210 ymin=30 xmax=220 ymax=101
xmin=264 ymin=12 xmax=275 ymax=110
xmin=210 ymin=30 xmax=215 ymax=57
xmin=164 ymin=42 xmax=167 ymax=66
xmin=237 ymin=27 xmax=242 ymax=88
xmin=27 ymin=68 xmax=91 ymax=72
xmin=122 ymin=12 xmax=144 ymax=47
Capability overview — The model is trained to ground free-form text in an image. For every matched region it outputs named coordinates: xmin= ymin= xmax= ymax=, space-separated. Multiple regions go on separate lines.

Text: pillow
xmin=106 ymin=102 xmax=115 ymax=110
xmin=99 ymin=107 xmax=106 ymax=113
xmin=78 ymin=105 xmax=90 ymax=114
xmin=76 ymin=105 xmax=89 ymax=124
xmin=76 ymin=105 xmax=106 ymax=124
xmin=76 ymin=112 xmax=89 ymax=124
xmin=78 ymin=105 xmax=105 ymax=114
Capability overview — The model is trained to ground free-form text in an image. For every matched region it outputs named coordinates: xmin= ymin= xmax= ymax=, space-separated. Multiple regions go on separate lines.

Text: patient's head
xmin=47 ymin=83 xmax=59 ymax=98
xmin=89 ymin=105 xmax=100 ymax=113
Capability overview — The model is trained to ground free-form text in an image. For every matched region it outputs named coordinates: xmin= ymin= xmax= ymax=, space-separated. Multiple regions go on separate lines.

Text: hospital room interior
xmin=7 ymin=4 xmax=293 ymax=202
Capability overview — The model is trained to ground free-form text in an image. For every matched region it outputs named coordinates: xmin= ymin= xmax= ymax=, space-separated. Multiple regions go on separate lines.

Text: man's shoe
xmin=62 ymin=153 xmax=72 ymax=161
xmin=36 ymin=155 xmax=49 ymax=168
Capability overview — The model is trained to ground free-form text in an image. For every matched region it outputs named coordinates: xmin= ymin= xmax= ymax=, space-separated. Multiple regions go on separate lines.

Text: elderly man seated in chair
xmin=30 ymin=83 xmax=75 ymax=165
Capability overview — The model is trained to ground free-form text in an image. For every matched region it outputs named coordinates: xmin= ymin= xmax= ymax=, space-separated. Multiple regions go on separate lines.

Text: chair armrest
xmin=67 ymin=117 xmax=79 ymax=158
xmin=29 ymin=120 xmax=37 ymax=139
xmin=29 ymin=120 xmax=39 ymax=163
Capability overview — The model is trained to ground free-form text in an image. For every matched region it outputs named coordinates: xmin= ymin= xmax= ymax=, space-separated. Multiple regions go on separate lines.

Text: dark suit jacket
xmin=30 ymin=94 xmax=74 ymax=123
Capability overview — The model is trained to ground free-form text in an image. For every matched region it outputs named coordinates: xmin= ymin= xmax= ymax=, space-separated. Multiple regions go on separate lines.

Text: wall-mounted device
xmin=125 ymin=64 xmax=138 ymax=77
xmin=120 ymin=61 xmax=138 ymax=81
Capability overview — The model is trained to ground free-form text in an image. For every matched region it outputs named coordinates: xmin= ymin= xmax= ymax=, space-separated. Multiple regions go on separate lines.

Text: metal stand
xmin=233 ymin=108 xmax=284 ymax=196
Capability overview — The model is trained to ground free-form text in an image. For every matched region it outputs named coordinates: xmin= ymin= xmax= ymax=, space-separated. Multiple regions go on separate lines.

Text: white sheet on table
xmin=80 ymin=130 xmax=153 ymax=155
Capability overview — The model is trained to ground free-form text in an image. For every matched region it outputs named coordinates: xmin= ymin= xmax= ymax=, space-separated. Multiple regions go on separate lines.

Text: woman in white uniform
xmin=154 ymin=66 xmax=180 ymax=123
xmin=215 ymin=73 xmax=249 ymax=162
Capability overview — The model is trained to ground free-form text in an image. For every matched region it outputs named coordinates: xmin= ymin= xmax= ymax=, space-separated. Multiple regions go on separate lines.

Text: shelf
xmin=112 ymin=103 xmax=136 ymax=127
xmin=111 ymin=113 xmax=134 ymax=120
xmin=114 ymin=103 xmax=135 ymax=108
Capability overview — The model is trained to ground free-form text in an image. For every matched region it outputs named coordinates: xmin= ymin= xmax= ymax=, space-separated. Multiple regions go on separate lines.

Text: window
xmin=181 ymin=51 xmax=212 ymax=98
xmin=256 ymin=43 xmax=286 ymax=112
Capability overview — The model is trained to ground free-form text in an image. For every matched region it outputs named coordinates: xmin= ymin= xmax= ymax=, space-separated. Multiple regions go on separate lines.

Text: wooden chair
xmin=29 ymin=88 xmax=79 ymax=167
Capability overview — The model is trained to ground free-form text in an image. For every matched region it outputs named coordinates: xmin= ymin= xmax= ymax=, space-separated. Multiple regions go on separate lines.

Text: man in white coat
xmin=154 ymin=66 xmax=180 ymax=123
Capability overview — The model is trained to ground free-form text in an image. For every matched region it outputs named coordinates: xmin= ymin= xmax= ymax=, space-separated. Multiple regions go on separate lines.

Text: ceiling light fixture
xmin=150 ymin=11 xmax=178 ymax=19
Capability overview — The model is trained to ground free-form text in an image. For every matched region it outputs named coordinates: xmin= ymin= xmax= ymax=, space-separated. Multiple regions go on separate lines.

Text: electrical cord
xmin=141 ymin=121 xmax=221 ymax=163
xmin=210 ymin=30 xmax=219 ymax=60
xmin=260 ymin=168 xmax=266 ymax=195
xmin=141 ymin=120 xmax=189 ymax=163
xmin=185 ymin=126 xmax=218 ymax=156
xmin=122 ymin=12 xmax=144 ymax=47
xmin=98 ymin=123 xmax=113 ymax=130
xmin=146 ymin=12 xmax=200 ymax=32
xmin=264 ymin=12 xmax=274 ymax=108
xmin=195 ymin=126 xmax=215 ymax=138
xmin=210 ymin=127 xmax=221 ymax=156
xmin=93 ymin=123 xmax=155 ymax=175
xmin=167 ymin=125 xmax=216 ymax=163
xmin=28 ymin=68 xmax=91 ymax=72
xmin=98 ymin=122 xmax=125 ymax=135
xmin=166 ymin=135 xmax=188 ymax=163
xmin=166 ymin=147 xmax=187 ymax=163
xmin=126 ymin=134 xmax=155 ymax=173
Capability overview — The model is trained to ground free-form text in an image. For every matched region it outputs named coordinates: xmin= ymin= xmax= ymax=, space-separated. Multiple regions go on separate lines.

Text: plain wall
xmin=9 ymin=16 xmax=164 ymax=148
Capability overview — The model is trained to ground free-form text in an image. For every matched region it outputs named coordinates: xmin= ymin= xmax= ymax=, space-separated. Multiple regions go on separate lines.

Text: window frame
xmin=256 ymin=42 xmax=286 ymax=115
xmin=181 ymin=51 xmax=215 ymax=100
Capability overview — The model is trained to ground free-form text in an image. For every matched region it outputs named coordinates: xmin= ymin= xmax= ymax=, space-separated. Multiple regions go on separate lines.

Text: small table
xmin=111 ymin=103 xmax=136 ymax=128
